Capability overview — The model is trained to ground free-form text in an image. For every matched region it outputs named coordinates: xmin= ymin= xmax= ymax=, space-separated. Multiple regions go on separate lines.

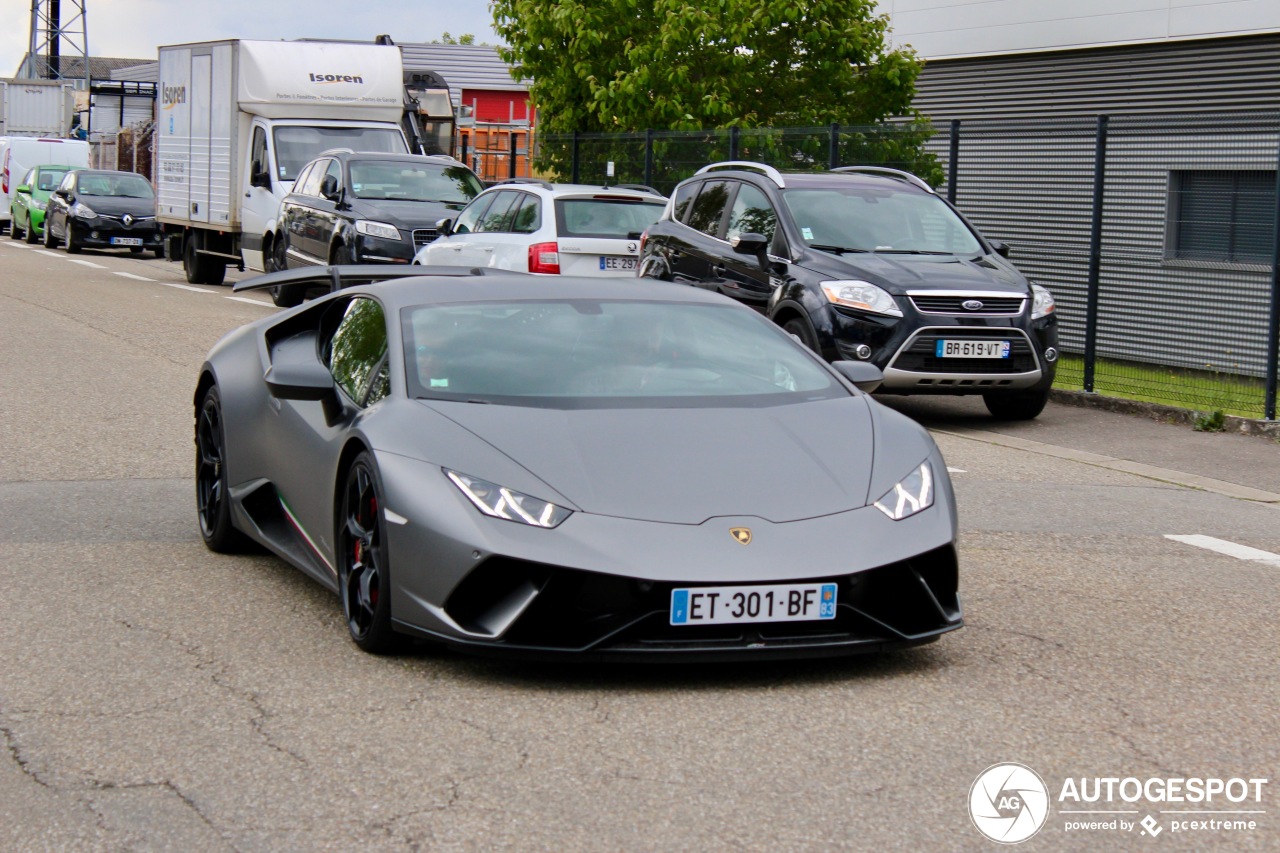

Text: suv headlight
xmin=873 ymin=461 xmax=934 ymax=521
xmin=71 ymin=202 xmax=96 ymax=219
xmin=355 ymin=219 xmax=401 ymax=241
xmin=821 ymin=281 xmax=903 ymax=317
xmin=1031 ymin=283 xmax=1055 ymax=319
xmin=446 ymin=470 xmax=572 ymax=528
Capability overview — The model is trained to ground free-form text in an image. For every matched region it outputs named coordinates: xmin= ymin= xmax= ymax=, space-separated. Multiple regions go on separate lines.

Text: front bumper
xmin=69 ymin=218 xmax=163 ymax=249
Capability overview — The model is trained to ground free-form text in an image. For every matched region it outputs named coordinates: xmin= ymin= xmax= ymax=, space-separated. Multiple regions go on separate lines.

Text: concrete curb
xmin=1049 ymin=389 xmax=1280 ymax=441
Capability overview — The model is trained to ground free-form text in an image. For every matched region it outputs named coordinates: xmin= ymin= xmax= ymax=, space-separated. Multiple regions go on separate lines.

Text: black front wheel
xmin=337 ymin=452 xmax=400 ymax=654
xmin=64 ymin=226 xmax=80 ymax=254
xmin=984 ymin=388 xmax=1051 ymax=421
xmin=196 ymin=386 xmax=252 ymax=552
xmin=9 ymin=217 xmax=23 ymax=241
xmin=782 ymin=317 xmax=818 ymax=353
xmin=24 ymin=220 xmax=39 ymax=244
xmin=43 ymin=218 xmax=59 ymax=248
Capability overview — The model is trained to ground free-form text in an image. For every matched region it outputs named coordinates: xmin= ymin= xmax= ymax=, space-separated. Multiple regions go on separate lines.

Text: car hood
xmin=77 ymin=195 xmax=155 ymax=217
xmin=799 ymin=250 xmax=1028 ymax=294
xmin=352 ymin=198 xmax=468 ymax=229
xmin=418 ymin=397 xmax=877 ymax=524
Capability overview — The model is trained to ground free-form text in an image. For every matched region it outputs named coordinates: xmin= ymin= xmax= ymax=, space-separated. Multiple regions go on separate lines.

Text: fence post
xmin=947 ymin=119 xmax=961 ymax=205
xmin=729 ymin=126 xmax=739 ymax=161
xmin=571 ymin=131 xmax=580 ymax=184
xmin=644 ymin=128 xmax=654 ymax=188
xmin=1084 ymin=115 xmax=1109 ymax=393
xmin=828 ymin=123 xmax=840 ymax=170
xmin=1265 ymin=137 xmax=1280 ymax=420
xmin=459 ymin=133 xmax=468 ymax=173
xmin=509 ymin=131 xmax=518 ymax=180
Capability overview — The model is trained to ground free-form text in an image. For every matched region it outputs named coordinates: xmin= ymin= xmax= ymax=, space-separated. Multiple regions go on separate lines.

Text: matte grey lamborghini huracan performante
xmin=195 ymin=267 xmax=963 ymax=659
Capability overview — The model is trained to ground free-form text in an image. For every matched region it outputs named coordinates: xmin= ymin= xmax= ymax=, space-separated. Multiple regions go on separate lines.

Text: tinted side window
xmin=327 ymin=298 xmax=389 ymax=404
xmin=453 ymin=193 xmax=495 ymax=235
xmin=478 ymin=191 xmax=520 ymax=232
xmin=671 ymin=181 xmax=698 ymax=223
xmin=687 ymin=181 xmax=730 ymax=237
xmin=510 ymin=193 xmax=542 ymax=234
xmin=291 ymin=164 xmax=315 ymax=196
xmin=726 ymin=183 xmax=778 ymax=245
xmin=250 ymin=126 xmax=269 ymax=180
xmin=300 ymin=161 xmax=328 ymax=197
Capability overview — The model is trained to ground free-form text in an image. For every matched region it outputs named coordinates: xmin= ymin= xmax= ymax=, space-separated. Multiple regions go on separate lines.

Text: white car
xmin=413 ymin=180 xmax=667 ymax=275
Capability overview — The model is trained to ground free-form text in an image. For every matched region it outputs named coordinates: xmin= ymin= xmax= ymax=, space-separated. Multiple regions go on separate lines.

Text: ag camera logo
xmin=970 ymin=763 xmax=1050 ymax=844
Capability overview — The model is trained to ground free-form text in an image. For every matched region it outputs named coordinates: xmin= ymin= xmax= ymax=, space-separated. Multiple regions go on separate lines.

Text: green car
xmin=9 ymin=165 xmax=74 ymax=244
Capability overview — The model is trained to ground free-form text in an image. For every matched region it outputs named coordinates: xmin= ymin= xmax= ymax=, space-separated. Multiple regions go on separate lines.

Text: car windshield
xmin=403 ymin=299 xmax=845 ymax=408
xmin=76 ymin=173 xmax=154 ymax=198
xmin=783 ymin=186 xmax=983 ymax=255
xmin=555 ymin=199 xmax=666 ymax=238
xmin=272 ymin=126 xmax=408 ymax=181
xmin=349 ymin=161 xmax=482 ymax=203
xmin=37 ymin=169 xmax=68 ymax=191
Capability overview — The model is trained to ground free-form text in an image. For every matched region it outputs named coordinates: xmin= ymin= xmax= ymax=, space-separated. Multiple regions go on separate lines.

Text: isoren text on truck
xmin=156 ymin=39 xmax=409 ymax=285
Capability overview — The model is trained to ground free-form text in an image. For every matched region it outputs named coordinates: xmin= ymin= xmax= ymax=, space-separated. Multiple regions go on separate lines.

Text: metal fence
xmin=538 ymin=115 xmax=1280 ymax=420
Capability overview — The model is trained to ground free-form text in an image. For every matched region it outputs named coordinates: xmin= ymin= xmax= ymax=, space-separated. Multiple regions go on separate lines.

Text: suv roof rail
xmin=695 ymin=161 xmax=786 ymax=188
xmin=611 ymin=183 xmax=663 ymax=196
xmin=493 ymin=177 xmax=556 ymax=190
xmin=830 ymin=166 xmax=934 ymax=194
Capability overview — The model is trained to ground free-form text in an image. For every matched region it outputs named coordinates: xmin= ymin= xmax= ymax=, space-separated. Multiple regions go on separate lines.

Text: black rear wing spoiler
xmin=231 ymin=264 xmax=500 ymax=294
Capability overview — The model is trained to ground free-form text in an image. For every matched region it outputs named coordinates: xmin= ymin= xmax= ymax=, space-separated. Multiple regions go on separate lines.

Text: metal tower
xmin=19 ymin=0 xmax=90 ymax=86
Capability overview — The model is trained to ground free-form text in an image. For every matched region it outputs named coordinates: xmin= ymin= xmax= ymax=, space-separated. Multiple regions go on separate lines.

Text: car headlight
xmin=446 ymin=470 xmax=572 ymax=528
xmin=71 ymin=202 xmax=96 ymax=219
xmin=32 ymin=198 xmax=47 ymax=211
xmin=821 ymin=281 xmax=903 ymax=317
xmin=873 ymin=461 xmax=934 ymax=521
xmin=1031 ymin=283 xmax=1055 ymax=319
xmin=355 ymin=219 xmax=401 ymax=241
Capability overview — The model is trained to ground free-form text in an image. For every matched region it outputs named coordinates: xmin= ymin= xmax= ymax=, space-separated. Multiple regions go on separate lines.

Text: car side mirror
xmin=989 ymin=239 xmax=1010 ymax=258
xmin=16 ymin=185 xmax=31 ymax=195
xmin=435 ymin=217 xmax=454 ymax=237
xmin=831 ymin=361 xmax=883 ymax=393
xmin=251 ymin=171 xmax=272 ymax=190
xmin=731 ymin=232 xmax=769 ymax=257
xmin=55 ymin=188 xmax=70 ymax=199
xmin=265 ymin=357 xmax=334 ymax=401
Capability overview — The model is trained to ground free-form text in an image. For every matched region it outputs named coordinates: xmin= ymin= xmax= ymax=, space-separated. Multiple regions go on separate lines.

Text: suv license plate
xmin=110 ymin=237 xmax=143 ymax=246
xmin=670 ymin=583 xmax=838 ymax=625
xmin=599 ymin=256 xmax=637 ymax=271
xmin=936 ymin=339 xmax=1011 ymax=359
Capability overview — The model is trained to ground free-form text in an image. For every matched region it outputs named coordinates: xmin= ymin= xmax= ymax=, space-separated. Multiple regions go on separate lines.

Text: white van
xmin=1 ymin=137 xmax=90 ymax=231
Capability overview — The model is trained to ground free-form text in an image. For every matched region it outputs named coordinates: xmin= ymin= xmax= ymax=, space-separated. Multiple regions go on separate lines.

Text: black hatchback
xmin=42 ymin=169 xmax=163 ymax=256
xmin=270 ymin=150 xmax=483 ymax=306
xmin=639 ymin=162 xmax=1060 ymax=419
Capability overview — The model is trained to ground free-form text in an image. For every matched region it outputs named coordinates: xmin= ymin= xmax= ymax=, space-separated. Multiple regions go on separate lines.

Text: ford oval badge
xmin=962 ymin=299 xmax=984 ymax=311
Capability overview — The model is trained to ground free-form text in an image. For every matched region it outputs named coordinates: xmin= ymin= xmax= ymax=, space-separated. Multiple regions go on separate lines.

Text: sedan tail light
xmin=639 ymin=229 xmax=648 ymax=257
xmin=528 ymin=241 xmax=560 ymax=274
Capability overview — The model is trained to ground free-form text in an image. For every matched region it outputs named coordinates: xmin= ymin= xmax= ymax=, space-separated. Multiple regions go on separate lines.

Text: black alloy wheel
xmin=331 ymin=241 xmax=353 ymax=266
xmin=268 ymin=233 xmax=289 ymax=273
xmin=783 ymin=317 xmax=818 ymax=353
xmin=983 ymin=387 xmax=1051 ymax=421
xmin=338 ymin=452 xmax=399 ymax=654
xmin=64 ymin=225 xmax=80 ymax=253
xmin=43 ymin=217 xmax=59 ymax=248
xmin=195 ymin=386 xmax=251 ymax=552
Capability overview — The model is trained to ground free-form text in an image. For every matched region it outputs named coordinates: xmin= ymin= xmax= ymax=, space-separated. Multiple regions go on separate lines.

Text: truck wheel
xmin=184 ymin=235 xmax=227 ymax=286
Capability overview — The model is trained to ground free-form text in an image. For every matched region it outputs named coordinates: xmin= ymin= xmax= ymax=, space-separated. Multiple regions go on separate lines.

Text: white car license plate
xmin=670 ymin=582 xmax=838 ymax=625
xmin=935 ymin=339 xmax=1011 ymax=359
xmin=110 ymin=237 xmax=143 ymax=246
xmin=599 ymin=255 xmax=637 ymax=271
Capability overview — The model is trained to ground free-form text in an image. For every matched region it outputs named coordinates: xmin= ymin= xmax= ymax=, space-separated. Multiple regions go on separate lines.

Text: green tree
xmin=436 ymin=32 xmax=478 ymax=45
xmin=492 ymin=0 xmax=922 ymax=131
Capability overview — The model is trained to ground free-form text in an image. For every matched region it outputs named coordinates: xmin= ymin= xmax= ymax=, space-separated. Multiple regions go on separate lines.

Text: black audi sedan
xmin=639 ymin=162 xmax=1060 ymax=420
xmin=42 ymin=169 xmax=163 ymax=256
xmin=270 ymin=150 xmax=483 ymax=306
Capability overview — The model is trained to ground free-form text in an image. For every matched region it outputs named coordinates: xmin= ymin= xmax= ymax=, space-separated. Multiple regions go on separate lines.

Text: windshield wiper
xmin=872 ymin=249 xmax=955 ymax=255
xmin=809 ymin=244 xmax=869 ymax=255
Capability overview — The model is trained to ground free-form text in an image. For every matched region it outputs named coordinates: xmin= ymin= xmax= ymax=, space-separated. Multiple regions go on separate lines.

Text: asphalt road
xmin=1 ymin=238 xmax=1277 ymax=852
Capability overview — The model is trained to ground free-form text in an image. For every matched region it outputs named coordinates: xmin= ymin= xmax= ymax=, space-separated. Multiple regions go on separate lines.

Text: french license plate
xmin=935 ymin=339 xmax=1011 ymax=359
xmin=599 ymin=255 xmax=637 ymax=271
xmin=670 ymin=582 xmax=838 ymax=626
xmin=110 ymin=237 xmax=143 ymax=246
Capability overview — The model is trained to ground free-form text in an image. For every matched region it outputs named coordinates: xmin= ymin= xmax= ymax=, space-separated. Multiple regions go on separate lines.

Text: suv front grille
xmin=412 ymin=229 xmax=439 ymax=248
xmin=890 ymin=330 xmax=1037 ymax=374
xmin=909 ymin=295 xmax=1025 ymax=315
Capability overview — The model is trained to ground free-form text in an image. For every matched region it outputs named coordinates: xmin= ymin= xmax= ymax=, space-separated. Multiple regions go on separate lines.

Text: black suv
xmin=270 ymin=150 xmax=483 ymax=306
xmin=639 ymin=162 xmax=1059 ymax=419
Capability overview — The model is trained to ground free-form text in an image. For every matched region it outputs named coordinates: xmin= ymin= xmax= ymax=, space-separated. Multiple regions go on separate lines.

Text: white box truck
xmin=156 ymin=39 xmax=410 ymax=284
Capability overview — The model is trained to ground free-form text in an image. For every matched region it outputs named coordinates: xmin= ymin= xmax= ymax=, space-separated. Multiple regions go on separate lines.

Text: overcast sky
xmin=3 ymin=0 xmax=503 ymax=75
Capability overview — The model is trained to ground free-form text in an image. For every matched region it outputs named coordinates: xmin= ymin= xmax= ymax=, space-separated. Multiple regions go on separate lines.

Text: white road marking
xmin=36 ymin=249 xmax=62 ymax=258
xmin=1165 ymin=535 xmax=1280 ymax=566
xmin=113 ymin=272 xmax=156 ymax=282
xmin=67 ymin=259 xmax=107 ymax=268
xmin=947 ymin=467 xmax=966 ymax=474
xmin=156 ymin=281 xmax=214 ymax=294
xmin=0 ymin=241 xmax=32 ymax=248
xmin=225 ymin=296 xmax=273 ymax=307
